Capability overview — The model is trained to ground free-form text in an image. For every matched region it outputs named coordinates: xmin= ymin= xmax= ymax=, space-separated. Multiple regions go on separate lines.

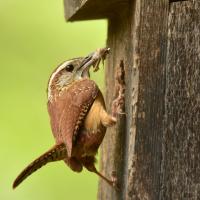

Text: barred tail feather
xmin=13 ymin=143 xmax=67 ymax=189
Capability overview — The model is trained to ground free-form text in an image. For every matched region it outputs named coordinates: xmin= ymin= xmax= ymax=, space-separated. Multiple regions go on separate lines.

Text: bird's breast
xmin=84 ymin=92 xmax=105 ymax=132
xmin=73 ymin=92 xmax=107 ymax=157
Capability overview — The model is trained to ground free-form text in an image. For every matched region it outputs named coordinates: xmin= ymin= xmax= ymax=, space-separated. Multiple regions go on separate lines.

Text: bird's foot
xmin=111 ymin=171 xmax=120 ymax=191
xmin=112 ymin=91 xmax=125 ymax=118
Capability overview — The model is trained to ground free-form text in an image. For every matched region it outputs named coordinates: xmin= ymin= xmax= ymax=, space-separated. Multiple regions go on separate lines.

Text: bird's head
xmin=47 ymin=48 xmax=110 ymax=100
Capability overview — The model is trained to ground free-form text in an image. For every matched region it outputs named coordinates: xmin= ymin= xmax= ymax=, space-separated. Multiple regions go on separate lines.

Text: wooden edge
xmin=64 ymin=0 xmax=128 ymax=21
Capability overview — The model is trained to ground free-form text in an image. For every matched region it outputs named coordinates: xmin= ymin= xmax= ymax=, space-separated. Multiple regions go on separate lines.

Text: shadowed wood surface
xmin=125 ymin=1 xmax=168 ymax=199
xmin=64 ymin=0 xmax=200 ymax=199
xmin=64 ymin=0 xmax=128 ymax=21
xmin=98 ymin=13 xmax=131 ymax=200
xmin=161 ymin=1 xmax=200 ymax=199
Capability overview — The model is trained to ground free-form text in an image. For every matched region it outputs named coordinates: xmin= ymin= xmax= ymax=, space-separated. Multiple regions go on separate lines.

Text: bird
xmin=13 ymin=48 xmax=118 ymax=189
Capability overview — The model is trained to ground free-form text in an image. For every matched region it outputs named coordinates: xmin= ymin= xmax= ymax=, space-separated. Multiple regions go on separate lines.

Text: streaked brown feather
xmin=13 ymin=143 xmax=66 ymax=189
xmin=47 ymin=79 xmax=99 ymax=157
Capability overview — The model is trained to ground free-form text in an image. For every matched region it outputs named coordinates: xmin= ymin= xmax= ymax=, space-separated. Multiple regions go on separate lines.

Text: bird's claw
xmin=112 ymin=92 xmax=125 ymax=118
xmin=111 ymin=171 xmax=120 ymax=191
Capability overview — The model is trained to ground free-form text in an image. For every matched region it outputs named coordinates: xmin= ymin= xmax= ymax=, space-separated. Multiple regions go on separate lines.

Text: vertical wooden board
xmin=98 ymin=0 xmax=169 ymax=199
xmin=126 ymin=0 xmax=168 ymax=199
xmin=98 ymin=8 xmax=133 ymax=199
xmin=161 ymin=1 xmax=200 ymax=200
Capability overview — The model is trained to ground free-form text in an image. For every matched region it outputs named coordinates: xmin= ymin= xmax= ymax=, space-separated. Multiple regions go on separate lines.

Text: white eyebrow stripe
xmin=47 ymin=60 xmax=71 ymax=100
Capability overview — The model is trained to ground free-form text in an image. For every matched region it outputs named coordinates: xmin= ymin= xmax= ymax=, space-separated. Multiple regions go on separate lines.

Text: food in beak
xmin=80 ymin=48 xmax=110 ymax=71
xmin=92 ymin=48 xmax=110 ymax=72
xmin=79 ymin=47 xmax=110 ymax=78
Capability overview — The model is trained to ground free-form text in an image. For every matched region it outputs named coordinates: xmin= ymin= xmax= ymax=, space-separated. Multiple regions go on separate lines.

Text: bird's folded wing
xmin=48 ymin=79 xmax=99 ymax=157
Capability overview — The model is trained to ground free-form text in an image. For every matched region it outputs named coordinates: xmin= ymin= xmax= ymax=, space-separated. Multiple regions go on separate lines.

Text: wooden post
xmin=64 ymin=1 xmax=200 ymax=199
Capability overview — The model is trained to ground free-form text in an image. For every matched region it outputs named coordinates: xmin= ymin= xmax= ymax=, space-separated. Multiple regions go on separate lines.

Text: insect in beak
xmin=78 ymin=47 xmax=110 ymax=78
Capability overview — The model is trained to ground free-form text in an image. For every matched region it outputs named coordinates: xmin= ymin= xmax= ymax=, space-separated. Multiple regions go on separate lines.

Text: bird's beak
xmin=79 ymin=47 xmax=110 ymax=78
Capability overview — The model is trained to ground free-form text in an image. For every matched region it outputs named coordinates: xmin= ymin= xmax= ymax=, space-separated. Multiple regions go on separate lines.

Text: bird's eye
xmin=65 ymin=64 xmax=74 ymax=72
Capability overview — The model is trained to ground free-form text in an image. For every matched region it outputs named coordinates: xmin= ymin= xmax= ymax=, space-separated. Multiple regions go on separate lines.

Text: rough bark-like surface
xmin=125 ymin=1 xmax=169 ymax=199
xmin=161 ymin=2 xmax=200 ymax=200
xmin=98 ymin=10 xmax=132 ymax=200
xmin=63 ymin=0 xmax=200 ymax=199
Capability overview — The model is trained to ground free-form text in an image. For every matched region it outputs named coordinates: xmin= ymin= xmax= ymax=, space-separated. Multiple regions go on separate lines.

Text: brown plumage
xmin=13 ymin=48 xmax=117 ymax=189
xmin=13 ymin=144 xmax=67 ymax=188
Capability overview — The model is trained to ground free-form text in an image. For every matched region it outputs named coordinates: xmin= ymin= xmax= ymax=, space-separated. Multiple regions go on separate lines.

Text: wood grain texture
xmin=99 ymin=0 xmax=169 ymax=199
xmin=98 ymin=9 xmax=132 ymax=200
xmin=161 ymin=1 xmax=200 ymax=200
xmin=125 ymin=1 xmax=169 ymax=199
xmin=64 ymin=0 xmax=128 ymax=21
xmin=63 ymin=0 xmax=200 ymax=199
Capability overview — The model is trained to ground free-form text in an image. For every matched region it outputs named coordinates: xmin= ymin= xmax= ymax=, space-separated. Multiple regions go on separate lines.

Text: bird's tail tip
xmin=12 ymin=143 xmax=67 ymax=189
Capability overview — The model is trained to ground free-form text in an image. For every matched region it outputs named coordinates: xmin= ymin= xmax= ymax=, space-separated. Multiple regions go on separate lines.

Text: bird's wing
xmin=48 ymin=79 xmax=99 ymax=157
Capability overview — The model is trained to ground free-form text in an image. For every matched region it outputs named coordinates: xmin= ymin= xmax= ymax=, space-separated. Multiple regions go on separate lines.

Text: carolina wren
xmin=13 ymin=48 xmax=118 ymax=189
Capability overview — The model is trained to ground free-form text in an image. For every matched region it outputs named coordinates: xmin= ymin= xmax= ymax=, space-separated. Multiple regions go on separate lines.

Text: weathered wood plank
xmin=161 ymin=1 xmax=200 ymax=200
xmin=64 ymin=0 xmax=128 ymax=21
xmin=125 ymin=1 xmax=169 ymax=199
xmin=63 ymin=0 xmax=200 ymax=199
xmin=98 ymin=9 xmax=132 ymax=200
xmin=99 ymin=0 xmax=169 ymax=199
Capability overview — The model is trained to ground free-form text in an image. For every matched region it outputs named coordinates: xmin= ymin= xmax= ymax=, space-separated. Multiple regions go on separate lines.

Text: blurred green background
xmin=0 ymin=0 xmax=106 ymax=199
